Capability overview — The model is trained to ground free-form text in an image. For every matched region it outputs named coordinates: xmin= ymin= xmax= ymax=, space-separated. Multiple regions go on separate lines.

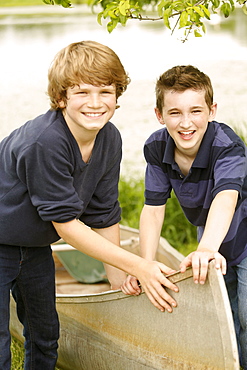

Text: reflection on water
xmin=0 ymin=6 xmax=246 ymax=175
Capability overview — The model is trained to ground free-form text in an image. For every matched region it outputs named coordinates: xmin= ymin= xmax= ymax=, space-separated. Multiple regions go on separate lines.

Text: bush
xmin=119 ymin=177 xmax=197 ymax=255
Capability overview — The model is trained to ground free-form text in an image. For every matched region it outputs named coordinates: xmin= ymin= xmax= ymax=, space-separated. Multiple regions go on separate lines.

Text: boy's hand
xmin=180 ymin=249 xmax=227 ymax=284
xmin=121 ymin=275 xmax=141 ymax=296
xmin=122 ymin=261 xmax=179 ymax=313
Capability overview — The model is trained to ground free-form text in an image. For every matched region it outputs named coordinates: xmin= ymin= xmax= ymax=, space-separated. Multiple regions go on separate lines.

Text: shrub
xmin=119 ymin=177 xmax=197 ymax=255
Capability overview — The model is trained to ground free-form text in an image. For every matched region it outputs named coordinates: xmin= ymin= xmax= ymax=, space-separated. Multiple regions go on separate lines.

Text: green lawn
xmin=1 ymin=0 xmax=45 ymax=6
xmin=11 ymin=337 xmax=62 ymax=370
xmin=0 ymin=0 xmax=85 ymax=6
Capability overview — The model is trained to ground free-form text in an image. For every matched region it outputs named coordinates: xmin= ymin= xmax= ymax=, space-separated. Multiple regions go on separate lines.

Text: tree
xmin=43 ymin=0 xmax=247 ymax=41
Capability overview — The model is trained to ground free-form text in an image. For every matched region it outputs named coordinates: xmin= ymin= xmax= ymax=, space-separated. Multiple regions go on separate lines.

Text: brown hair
xmin=155 ymin=65 xmax=213 ymax=112
xmin=47 ymin=41 xmax=130 ymax=110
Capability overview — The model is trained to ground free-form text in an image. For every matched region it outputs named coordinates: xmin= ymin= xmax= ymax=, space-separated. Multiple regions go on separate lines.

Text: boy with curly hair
xmin=0 ymin=41 xmax=178 ymax=369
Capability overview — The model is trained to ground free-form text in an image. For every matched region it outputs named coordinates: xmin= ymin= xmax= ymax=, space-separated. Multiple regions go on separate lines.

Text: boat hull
xmin=10 ymin=226 xmax=239 ymax=369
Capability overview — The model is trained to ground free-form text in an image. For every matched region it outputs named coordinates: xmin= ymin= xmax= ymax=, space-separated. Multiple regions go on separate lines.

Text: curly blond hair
xmin=47 ymin=41 xmax=130 ymax=110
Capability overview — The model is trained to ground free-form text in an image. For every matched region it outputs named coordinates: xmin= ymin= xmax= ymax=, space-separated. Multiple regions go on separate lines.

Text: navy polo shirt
xmin=144 ymin=121 xmax=247 ymax=266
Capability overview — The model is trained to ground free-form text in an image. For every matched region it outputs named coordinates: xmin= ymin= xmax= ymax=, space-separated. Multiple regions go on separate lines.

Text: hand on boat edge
xmin=121 ymin=261 xmax=179 ymax=313
xmin=180 ymin=249 xmax=227 ymax=285
xmin=121 ymin=275 xmax=142 ymax=296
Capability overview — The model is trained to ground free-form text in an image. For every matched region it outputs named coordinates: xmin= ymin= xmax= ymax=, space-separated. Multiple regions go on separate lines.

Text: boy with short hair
xmin=121 ymin=65 xmax=247 ymax=368
xmin=0 ymin=41 xmax=179 ymax=369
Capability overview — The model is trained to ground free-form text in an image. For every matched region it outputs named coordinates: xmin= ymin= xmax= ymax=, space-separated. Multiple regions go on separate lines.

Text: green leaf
xmin=163 ymin=7 xmax=172 ymax=28
xmin=53 ymin=0 xmax=71 ymax=6
xmin=194 ymin=29 xmax=202 ymax=37
xmin=188 ymin=8 xmax=199 ymax=22
xmin=158 ymin=0 xmax=172 ymax=15
xmin=179 ymin=10 xmax=189 ymax=28
xmin=43 ymin=0 xmax=54 ymax=4
xmin=44 ymin=0 xmax=72 ymax=6
xmin=211 ymin=0 xmax=220 ymax=8
xmin=108 ymin=9 xmax=119 ymax=18
xmin=60 ymin=0 xmax=72 ymax=7
xmin=193 ymin=6 xmax=204 ymax=17
xmin=229 ymin=0 xmax=235 ymax=10
xmin=243 ymin=3 xmax=247 ymax=15
xmin=200 ymin=4 xmax=211 ymax=19
xmin=119 ymin=0 xmax=130 ymax=16
xmin=174 ymin=1 xmax=186 ymax=12
xmin=158 ymin=0 xmax=166 ymax=13
xmin=62 ymin=0 xmax=72 ymax=8
xmin=221 ymin=2 xmax=231 ymax=17
xmin=107 ymin=18 xmax=119 ymax=32
xmin=119 ymin=14 xmax=128 ymax=25
xmin=97 ymin=11 xmax=103 ymax=25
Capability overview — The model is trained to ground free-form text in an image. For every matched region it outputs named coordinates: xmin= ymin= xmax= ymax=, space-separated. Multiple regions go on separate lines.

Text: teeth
xmin=84 ymin=113 xmax=103 ymax=117
xmin=180 ymin=131 xmax=194 ymax=135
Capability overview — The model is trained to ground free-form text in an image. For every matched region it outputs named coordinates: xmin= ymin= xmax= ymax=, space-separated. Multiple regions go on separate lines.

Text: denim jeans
xmin=0 ymin=245 xmax=59 ymax=370
xmin=224 ymin=256 xmax=247 ymax=370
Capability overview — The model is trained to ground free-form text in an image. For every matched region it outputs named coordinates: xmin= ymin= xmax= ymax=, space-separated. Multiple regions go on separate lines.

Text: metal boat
xmin=10 ymin=225 xmax=239 ymax=369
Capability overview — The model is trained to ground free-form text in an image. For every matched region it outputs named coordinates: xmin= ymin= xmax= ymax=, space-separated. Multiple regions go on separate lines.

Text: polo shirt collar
xmin=163 ymin=134 xmax=176 ymax=165
xmin=162 ymin=122 xmax=215 ymax=169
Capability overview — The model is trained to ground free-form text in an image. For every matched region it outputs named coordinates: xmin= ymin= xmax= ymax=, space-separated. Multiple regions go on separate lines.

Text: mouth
xmin=83 ymin=112 xmax=105 ymax=118
xmin=178 ymin=130 xmax=195 ymax=140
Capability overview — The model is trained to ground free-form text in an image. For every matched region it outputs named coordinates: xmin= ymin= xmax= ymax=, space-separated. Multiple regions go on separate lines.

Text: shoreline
xmin=0 ymin=4 xmax=92 ymax=15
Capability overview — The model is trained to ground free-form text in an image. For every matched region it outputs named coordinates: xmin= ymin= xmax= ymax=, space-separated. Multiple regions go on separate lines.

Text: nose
xmin=180 ymin=114 xmax=192 ymax=128
xmin=87 ymin=93 xmax=102 ymax=108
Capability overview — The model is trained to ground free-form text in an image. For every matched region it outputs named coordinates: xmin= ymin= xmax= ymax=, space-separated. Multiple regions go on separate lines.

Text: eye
xmin=170 ymin=111 xmax=180 ymax=115
xmin=101 ymin=90 xmax=114 ymax=95
xmin=100 ymin=85 xmax=116 ymax=95
xmin=72 ymin=90 xmax=87 ymax=96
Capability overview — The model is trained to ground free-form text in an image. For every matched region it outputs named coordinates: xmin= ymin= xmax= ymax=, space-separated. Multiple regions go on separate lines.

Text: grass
xmin=11 ymin=338 xmax=24 ymax=370
xmin=11 ymin=337 xmax=62 ymax=370
xmin=0 ymin=0 xmax=85 ymax=6
xmin=119 ymin=177 xmax=197 ymax=256
xmin=1 ymin=0 xmax=45 ymax=6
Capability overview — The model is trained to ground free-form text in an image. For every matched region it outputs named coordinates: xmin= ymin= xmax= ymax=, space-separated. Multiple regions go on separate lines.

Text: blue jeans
xmin=224 ymin=256 xmax=247 ymax=370
xmin=0 ymin=245 xmax=59 ymax=370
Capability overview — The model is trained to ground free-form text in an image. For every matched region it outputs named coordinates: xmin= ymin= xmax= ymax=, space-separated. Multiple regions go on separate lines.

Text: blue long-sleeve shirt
xmin=0 ymin=110 xmax=122 ymax=247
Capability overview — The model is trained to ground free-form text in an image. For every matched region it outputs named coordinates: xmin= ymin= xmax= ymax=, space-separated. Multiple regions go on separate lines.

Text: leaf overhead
xmin=43 ymin=0 xmax=247 ymax=40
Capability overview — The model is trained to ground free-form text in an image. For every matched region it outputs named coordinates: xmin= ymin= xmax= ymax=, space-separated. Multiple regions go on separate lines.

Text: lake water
xmin=0 ymin=5 xmax=247 ymax=177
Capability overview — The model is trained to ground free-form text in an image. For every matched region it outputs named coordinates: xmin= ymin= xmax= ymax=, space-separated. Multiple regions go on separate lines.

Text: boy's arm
xmin=180 ymin=189 xmax=238 ymax=284
xmin=121 ymin=204 xmax=176 ymax=297
xmin=139 ymin=204 xmax=166 ymax=260
xmin=92 ymin=223 xmax=127 ymax=290
xmin=52 ymin=219 xmax=179 ymax=312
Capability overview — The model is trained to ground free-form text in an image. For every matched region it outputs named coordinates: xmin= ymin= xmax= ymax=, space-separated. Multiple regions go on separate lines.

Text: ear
xmin=154 ymin=107 xmax=165 ymax=126
xmin=58 ymin=99 xmax=66 ymax=109
xmin=209 ymin=102 xmax=217 ymax=122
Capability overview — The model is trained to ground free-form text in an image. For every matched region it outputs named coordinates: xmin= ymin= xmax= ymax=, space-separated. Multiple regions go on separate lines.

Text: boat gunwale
xmin=56 ymin=268 xmax=194 ymax=303
xmin=55 ymin=224 xmax=186 ymax=303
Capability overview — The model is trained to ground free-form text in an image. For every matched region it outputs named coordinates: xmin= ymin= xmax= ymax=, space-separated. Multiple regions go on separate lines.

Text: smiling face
xmin=155 ymin=89 xmax=217 ymax=159
xmin=59 ymin=83 xmax=117 ymax=137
